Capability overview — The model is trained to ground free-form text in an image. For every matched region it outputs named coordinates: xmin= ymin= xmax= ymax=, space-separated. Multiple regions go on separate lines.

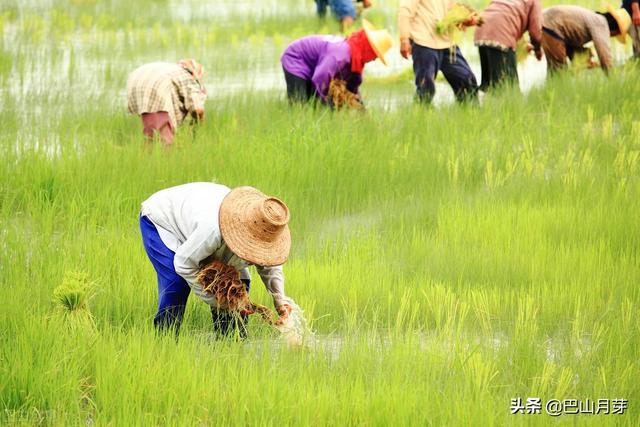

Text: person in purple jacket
xmin=280 ymin=20 xmax=392 ymax=105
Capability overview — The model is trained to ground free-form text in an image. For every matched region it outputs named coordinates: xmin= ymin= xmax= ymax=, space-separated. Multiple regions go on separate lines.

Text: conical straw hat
xmin=607 ymin=5 xmax=631 ymax=44
xmin=362 ymin=19 xmax=393 ymax=65
xmin=219 ymin=186 xmax=291 ymax=267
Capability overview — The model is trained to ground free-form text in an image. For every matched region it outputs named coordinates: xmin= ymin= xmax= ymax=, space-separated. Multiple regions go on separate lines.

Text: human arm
xmin=590 ymin=21 xmax=613 ymax=71
xmin=183 ymin=79 xmax=207 ymax=123
xmin=255 ymin=265 xmax=291 ymax=308
xmin=398 ymin=0 xmax=417 ymax=58
xmin=311 ymin=56 xmax=340 ymax=103
xmin=173 ymin=223 xmax=223 ymax=305
xmin=255 ymin=265 xmax=294 ymax=313
xmin=633 ymin=1 xmax=640 ymax=26
xmin=527 ymin=0 xmax=543 ymax=60
xmin=191 ymin=109 xmax=204 ymax=123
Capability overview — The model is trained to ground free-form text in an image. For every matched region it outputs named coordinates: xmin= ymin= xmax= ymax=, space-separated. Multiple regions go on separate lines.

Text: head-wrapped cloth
xmin=346 ymin=30 xmax=378 ymax=74
xmin=178 ymin=58 xmax=207 ymax=93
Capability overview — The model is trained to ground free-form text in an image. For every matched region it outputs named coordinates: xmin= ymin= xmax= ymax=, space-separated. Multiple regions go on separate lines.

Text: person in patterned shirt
xmin=126 ymin=59 xmax=207 ymax=145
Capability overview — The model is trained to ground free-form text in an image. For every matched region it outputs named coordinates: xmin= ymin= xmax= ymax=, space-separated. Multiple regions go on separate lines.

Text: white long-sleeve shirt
xmin=140 ymin=182 xmax=291 ymax=308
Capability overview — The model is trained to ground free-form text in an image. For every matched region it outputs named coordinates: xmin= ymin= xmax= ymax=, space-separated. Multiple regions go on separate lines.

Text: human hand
xmin=535 ymin=48 xmax=543 ymax=61
xmin=461 ymin=13 xmax=482 ymax=28
xmin=275 ymin=304 xmax=293 ymax=325
xmin=400 ymin=39 xmax=412 ymax=59
xmin=363 ymin=0 xmax=372 ymax=8
xmin=587 ymin=57 xmax=599 ymax=69
xmin=192 ymin=109 xmax=204 ymax=123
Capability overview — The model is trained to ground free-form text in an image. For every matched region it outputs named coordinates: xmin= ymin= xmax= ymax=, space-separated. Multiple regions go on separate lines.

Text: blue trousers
xmin=316 ymin=0 xmax=356 ymax=19
xmin=411 ymin=42 xmax=478 ymax=104
xmin=140 ymin=215 xmax=250 ymax=335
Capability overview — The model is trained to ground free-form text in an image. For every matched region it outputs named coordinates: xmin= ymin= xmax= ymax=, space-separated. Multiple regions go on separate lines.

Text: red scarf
xmin=346 ymin=30 xmax=378 ymax=74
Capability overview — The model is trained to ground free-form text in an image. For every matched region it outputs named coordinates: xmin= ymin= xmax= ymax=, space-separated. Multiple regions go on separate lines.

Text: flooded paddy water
xmin=245 ymin=331 xmax=592 ymax=367
xmin=1 ymin=0 xmax=633 ymax=132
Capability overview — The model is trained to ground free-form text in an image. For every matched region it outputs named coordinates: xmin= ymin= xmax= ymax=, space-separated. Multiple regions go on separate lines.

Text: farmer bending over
xmin=281 ymin=20 xmax=392 ymax=106
xmin=474 ymin=0 xmax=543 ymax=91
xmin=398 ymin=0 xmax=480 ymax=104
xmin=140 ymin=183 xmax=295 ymax=337
xmin=127 ymin=59 xmax=206 ymax=145
xmin=542 ymin=5 xmax=631 ymax=73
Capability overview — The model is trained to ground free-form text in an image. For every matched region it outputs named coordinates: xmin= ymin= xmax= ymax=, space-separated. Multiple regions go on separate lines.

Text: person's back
xmin=141 ymin=182 xmax=230 ymax=249
xmin=542 ymin=5 xmax=613 ymax=70
xmin=281 ymin=35 xmax=347 ymax=80
xmin=475 ymin=0 xmax=541 ymax=50
xmin=543 ymin=5 xmax=605 ymax=45
xmin=127 ymin=62 xmax=182 ymax=116
xmin=473 ymin=0 xmax=542 ymax=90
xmin=280 ymin=23 xmax=391 ymax=104
xmin=126 ymin=61 xmax=206 ymax=144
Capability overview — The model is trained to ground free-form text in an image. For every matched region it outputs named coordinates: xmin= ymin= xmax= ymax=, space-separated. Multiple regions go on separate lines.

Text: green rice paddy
xmin=1 ymin=0 xmax=639 ymax=425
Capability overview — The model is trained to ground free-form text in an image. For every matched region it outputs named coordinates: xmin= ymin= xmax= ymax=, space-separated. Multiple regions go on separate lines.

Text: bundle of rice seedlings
xmin=436 ymin=4 xmax=483 ymax=59
xmin=197 ymin=260 xmax=277 ymax=325
xmin=51 ymin=271 xmax=96 ymax=332
xmin=328 ymin=79 xmax=364 ymax=111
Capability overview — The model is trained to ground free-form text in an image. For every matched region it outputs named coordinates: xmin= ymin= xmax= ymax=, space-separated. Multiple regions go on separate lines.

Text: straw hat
xmin=362 ymin=19 xmax=393 ymax=65
xmin=607 ymin=5 xmax=631 ymax=44
xmin=219 ymin=186 xmax=291 ymax=267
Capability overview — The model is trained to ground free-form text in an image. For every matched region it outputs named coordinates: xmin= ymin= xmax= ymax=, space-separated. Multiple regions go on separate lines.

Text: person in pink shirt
xmin=474 ymin=0 xmax=543 ymax=91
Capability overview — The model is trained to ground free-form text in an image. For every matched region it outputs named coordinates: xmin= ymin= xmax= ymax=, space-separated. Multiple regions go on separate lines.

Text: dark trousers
xmin=140 ymin=215 xmax=250 ymax=337
xmin=283 ymin=67 xmax=316 ymax=104
xmin=478 ymin=46 xmax=518 ymax=91
xmin=411 ymin=42 xmax=477 ymax=104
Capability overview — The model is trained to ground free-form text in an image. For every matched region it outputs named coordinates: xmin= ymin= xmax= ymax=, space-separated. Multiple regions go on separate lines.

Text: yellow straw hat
xmin=607 ymin=5 xmax=631 ymax=44
xmin=219 ymin=186 xmax=291 ymax=267
xmin=362 ymin=19 xmax=393 ymax=65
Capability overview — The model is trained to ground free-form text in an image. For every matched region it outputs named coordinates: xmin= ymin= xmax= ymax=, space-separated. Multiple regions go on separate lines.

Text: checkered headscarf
xmin=178 ymin=58 xmax=206 ymax=93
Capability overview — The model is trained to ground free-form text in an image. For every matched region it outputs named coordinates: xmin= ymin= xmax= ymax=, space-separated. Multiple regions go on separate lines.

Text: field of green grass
xmin=1 ymin=0 xmax=639 ymax=425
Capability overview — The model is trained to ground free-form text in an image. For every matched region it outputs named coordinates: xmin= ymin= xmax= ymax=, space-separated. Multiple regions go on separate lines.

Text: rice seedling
xmin=328 ymin=79 xmax=365 ymax=110
xmin=198 ymin=260 xmax=277 ymax=324
xmin=51 ymin=271 xmax=96 ymax=332
xmin=436 ymin=3 xmax=483 ymax=59
xmin=198 ymin=260 xmax=314 ymax=345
